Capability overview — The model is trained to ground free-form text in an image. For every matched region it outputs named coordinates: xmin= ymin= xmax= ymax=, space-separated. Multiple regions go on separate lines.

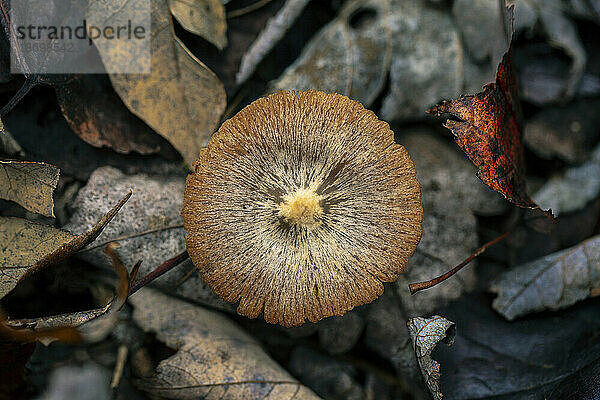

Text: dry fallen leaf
xmin=130 ymin=288 xmax=319 ymax=399
xmin=0 ymin=191 xmax=131 ymax=300
xmin=271 ymin=0 xmax=463 ymax=121
xmin=532 ymin=144 xmax=600 ymax=217
xmin=87 ymin=0 xmax=226 ymax=168
xmin=428 ymin=7 xmax=552 ymax=218
xmin=491 ymin=235 xmax=600 ymax=320
xmin=407 ymin=315 xmax=456 ymax=400
xmin=169 ymin=0 xmax=227 ymax=50
xmin=1 ymin=244 xmax=130 ymax=347
xmin=55 ymin=74 xmax=165 ymax=155
xmin=0 ymin=160 xmax=59 ymax=217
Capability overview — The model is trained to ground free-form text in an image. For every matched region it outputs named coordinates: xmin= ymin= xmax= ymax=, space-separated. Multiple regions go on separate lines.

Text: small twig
xmin=0 ymin=79 xmax=36 ymax=117
xmin=409 ymin=229 xmax=513 ymax=295
xmin=171 ymin=265 xmax=197 ymax=289
xmin=80 ymin=224 xmax=184 ymax=252
xmin=227 ymin=0 xmax=274 ymax=18
xmin=110 ymin=345 xmax=128 ymax=389
xmin=128 ymin=251 xmax=189 ymax=296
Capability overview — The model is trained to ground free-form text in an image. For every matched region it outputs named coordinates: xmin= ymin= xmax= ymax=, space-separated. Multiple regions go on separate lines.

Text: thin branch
xmin=80 ymin=224 xmax=184 ymax=252
xmin=409 ymin=229 xmax=513 ymax=295
xmin=227 ymin=0 xmax=274 ymax=19
xmin=128 ymin=250 xmax=189 ymax=296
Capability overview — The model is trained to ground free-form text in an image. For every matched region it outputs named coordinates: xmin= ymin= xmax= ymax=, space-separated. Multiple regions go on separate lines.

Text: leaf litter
xmin=491 ymin=234 xmax=600 ymax=320
xmin=0 ymin=161 xmax=59 ymax=217
xmin=130 ymin=288 xmax=319 ymax=399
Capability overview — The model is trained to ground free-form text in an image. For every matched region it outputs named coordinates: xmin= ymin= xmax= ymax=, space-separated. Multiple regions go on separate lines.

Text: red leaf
xmin=427 ymin=6 xmax=550 ymax=215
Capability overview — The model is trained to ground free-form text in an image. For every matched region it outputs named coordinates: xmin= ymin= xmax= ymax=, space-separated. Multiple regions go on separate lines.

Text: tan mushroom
xmin=182 ymin=90 xmax=423 ymax=327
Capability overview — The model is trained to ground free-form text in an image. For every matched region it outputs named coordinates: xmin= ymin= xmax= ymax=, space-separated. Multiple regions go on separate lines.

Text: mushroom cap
xmin=182 ymin=90 xmax=423 ymax=327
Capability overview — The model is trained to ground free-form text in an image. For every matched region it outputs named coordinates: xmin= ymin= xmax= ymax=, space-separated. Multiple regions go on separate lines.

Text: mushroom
xmin=182 ymin=90 xmax=423 ymax=327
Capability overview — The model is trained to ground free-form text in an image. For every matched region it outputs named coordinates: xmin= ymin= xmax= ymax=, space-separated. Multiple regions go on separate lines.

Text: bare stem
xmin=409 ymin=229 xmax=513 ymax=295
xmin=128 ymin=251 xmax=189 ymax=296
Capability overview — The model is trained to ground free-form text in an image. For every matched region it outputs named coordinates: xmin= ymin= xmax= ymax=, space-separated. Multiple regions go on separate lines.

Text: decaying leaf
xmin=0 ymin=218 xmax=74 ymax=299
xmin=395 ymin=130 xmax=506 ymax=315
xmin=508 ymin=0 xmax=586 ymax=104
xmin=0 ymin=160 xmax=59 ymax=217
xmin=169 ymin=0 xmax=227 ymax=50
xmin=407 ymin=315 xmax=456 ymax=400
xmin=491 ymin=235 xmax=600 ymax=320
xmin=437 ymin=294 xmax=600 ymax=400
xmin=65 ymin=166 xmax=232 ymax=312
xmin=130 ymin=288 xmax=319 ymax=399
xmin=428 ymin=7 xmax=549 ymax=215
xmin=532 ymin=144 xmax=600 ymax=216
xmin=0 ymin=191 xmax=130 ymax=300
xmin=271 ymin=0 xmax=464 ymax=121
xmin=236 ymin=0 xmax=311 ymax=85
xmin=55 ymin=74 xmax=166 ymax=155
xmin=2 ymin=243 xmax=130 ymax=344
xmin=87 ymin=0 xmax=226 ymax=168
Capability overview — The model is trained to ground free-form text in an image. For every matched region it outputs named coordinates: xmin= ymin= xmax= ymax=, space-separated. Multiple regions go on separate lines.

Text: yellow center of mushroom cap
xmin=278 ymin=187 xmax=323 ymax=227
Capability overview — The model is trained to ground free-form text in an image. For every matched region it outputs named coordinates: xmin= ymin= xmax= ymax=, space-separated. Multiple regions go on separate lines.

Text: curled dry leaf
xmin=491 ymin=235 xmax=600 ymax=320
xmin=169 ymin=0 xmax=227 ymax=50
xmin=0 ymin=191 xmax=131 ymax=300
xmin=130 ymin=288 xmax=320 ymax=399
xmin=428 ymin=8 xmax=550 ymax=216
xmin=0 ymin=160 xmax=59 ymax=217
xmin=2 ymin=244 xmax=129 ymax=344
xmin=407 ymin=315 xmax=456 ymax=400
xmin=87 ymin=0 xmax=226 ymax=168
xmin=532 ymin=144 xmax=600 ymax=217
xmin=271 ymin=0 xmax=463 ymax=121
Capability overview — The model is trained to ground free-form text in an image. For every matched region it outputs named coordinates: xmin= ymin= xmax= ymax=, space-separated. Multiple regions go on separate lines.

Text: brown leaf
xmin=0 ymin=191 xmax=131 ymax=300
xmin=87 ymin=0 xmax=226 ymax=168
xmin=427 ymin=6 xmax=549 ymax=215
xmin=130 ymin=288 xmax=319 ymax=399
xmin=407 ymin=315 xmax=456 ymax=400
xmin=271 ymin=0 xmax=464 ymax=121
xmin=491 ymin=235 xmax=600 ymax=320
xmin=0 ymin=160 xmax=59 ymax=217
xmin=1 ymin=243 xmax=131 ymax=345
xmin=169 ymin=0 xmax=227 ymax=50
xmin=55 ymin=75 xmax=165 ymax=155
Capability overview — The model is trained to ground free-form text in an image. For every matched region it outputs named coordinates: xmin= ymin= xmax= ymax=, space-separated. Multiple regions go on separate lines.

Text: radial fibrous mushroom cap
xmin=182 ymin=90 xmax=423 ymax=327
